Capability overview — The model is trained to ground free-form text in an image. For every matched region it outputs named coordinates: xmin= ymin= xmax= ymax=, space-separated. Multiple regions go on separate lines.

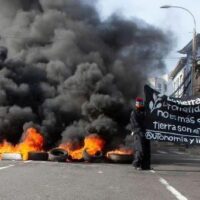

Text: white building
xmin=148 ymin=75 xmax=168 ymax=95
xmin=169 ymin=34 xmax=200 ymax=97
xmin=169 ymin=58 xmax=187 ymax=98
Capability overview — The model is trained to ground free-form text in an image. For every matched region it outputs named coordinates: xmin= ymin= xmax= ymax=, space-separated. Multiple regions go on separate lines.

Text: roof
xmin=169 ymin=57 xmax=187 ymax=79
xmin=178 ymin=33 xmax=200 ymax=54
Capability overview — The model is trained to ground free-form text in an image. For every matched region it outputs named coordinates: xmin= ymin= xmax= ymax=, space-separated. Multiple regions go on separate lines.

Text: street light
xmin=161 ymin=5 xmax=197 ymax=96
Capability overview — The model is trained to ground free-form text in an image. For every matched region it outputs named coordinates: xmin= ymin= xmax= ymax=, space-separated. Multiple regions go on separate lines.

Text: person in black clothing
xmin=130 ymin=97 xmax=151 ymax=170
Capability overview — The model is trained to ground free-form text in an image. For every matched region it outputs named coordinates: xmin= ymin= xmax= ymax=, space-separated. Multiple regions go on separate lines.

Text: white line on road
xmin=159 ymin=178 xmax=188 ymax=200
xmin=23 ymin=161 xmax=32 ymax=163
xmin=157 ymin=150 xmax=167 ymax=154
xmin=0 ymin=165 xmax=15 ymax=170
xmin=171 ymin=151 xmax=185 ymax=155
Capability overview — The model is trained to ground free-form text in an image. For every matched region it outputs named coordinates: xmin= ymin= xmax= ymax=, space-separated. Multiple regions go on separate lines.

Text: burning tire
xmin=48 ymin=148 xmax=68 ymax=162
xmin=28 ymin=152 xmax=48 ymax=161
xmin=107 ymin=153 xmax=133 ymax=163
xmin=83 ymin=149 xmax=103 ymax=162
xmin=67 ymin=155 xmax=84 ymax=162
xmin=1 ymin=153 xmax=22 ymax=161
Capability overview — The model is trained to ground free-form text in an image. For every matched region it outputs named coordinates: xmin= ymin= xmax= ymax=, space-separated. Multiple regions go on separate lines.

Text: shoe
xmin=134 ymin=167 xmax=142 ymax=170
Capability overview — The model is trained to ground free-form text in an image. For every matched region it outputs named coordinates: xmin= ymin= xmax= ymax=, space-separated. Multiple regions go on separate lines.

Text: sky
xmin=96 ymin=0 xmax=200 ymax=73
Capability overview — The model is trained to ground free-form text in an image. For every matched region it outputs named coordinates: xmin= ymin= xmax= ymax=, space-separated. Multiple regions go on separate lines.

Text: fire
xmin=0 ymin=141 xmax=17 ymax=155
xmin=84 ymin=134 xmax=105 ymax=155
xmin=0 ymin=128 xmax=44 ymax=160
xmin=106 ymin=147 xmax=133 ymax=157
xmin=18 ymin=128 xmax=44 ymax=160
xmin=59 ymin=134 xmax=105 ymax=160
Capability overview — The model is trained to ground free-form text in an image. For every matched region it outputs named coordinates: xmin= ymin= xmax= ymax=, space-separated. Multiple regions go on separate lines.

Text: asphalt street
xmin=0 ymin=149 xmax=200 ymax=200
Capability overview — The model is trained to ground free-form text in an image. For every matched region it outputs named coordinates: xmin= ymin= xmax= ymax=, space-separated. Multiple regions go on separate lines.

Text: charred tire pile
xmin=48 ymin=148 xmax=68 ymax=162
xmin=83 ymin=149 xmax=103 ymax=162
xmin=1 ymin=153 xmax=22 ymax=161
xmin=67 ymin=155 xmax=84 ymax=162
xmin=107 ymin=153 xmax=133 ymax=163
xmin=28 ymin=152 xmax=49 ymax=161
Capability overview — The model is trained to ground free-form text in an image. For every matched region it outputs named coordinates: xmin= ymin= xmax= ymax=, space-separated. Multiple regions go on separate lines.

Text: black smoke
xmin=0 ymin=0 xmax=173 ymax=148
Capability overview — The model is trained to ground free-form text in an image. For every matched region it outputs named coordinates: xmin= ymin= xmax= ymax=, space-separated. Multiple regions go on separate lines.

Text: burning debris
xmin=48 ymin=148 xmax=68 ymax=162
xmin=0 ymin=127 xmax=44 ymax=160
xmin=0 ymin=128 xmax=133 ymax=162
xmin=0 ymin=0 xmax=173 ymax=157
xmin=59 ymin=134 xmax=105 ymax=161
xmin=106 ymin=147 xmax=134 ymax=163
xmin=106 ymin=147 xmax=134 ymax=156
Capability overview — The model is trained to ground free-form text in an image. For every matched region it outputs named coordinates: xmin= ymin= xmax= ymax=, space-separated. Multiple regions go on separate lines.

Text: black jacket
xmin=130 ymin=109 xmax=146 ymax=153
xmin=130 ymin=109 xmax=145 ymax=134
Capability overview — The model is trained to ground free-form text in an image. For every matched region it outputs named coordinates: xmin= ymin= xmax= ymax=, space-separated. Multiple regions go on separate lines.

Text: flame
xmin=18 ymin=128 xmax=44 ymax=160
xmin=59 ymin=134 xmax=105 ymax=160
xmin=0 ymin=128 xmax=44 ymax=160
xmin=0 ymin=141 xmax=17 ymax=155
xmin=106 ymin=148 xmax=133 ymax=157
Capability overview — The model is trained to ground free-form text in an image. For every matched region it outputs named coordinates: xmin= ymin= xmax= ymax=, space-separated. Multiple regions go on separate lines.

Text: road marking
xmin=23 ymin=160 xmax=32 ymax=163
xmin=171 ymin=151 xmax=185 ymax=155
xmin=157 ymin=150 xmax=167 ymax=154
xmin=150 ymin=171 xmax=188 ymax=200
xmin=0 ymin=165 xmax=15 ymax=170
xmin=159 ymin=178 xmax=188 ymax=200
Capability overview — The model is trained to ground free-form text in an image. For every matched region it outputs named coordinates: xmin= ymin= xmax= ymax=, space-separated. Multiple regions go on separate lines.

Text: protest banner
xmin=144 ymin=85 xmax=200 ymax=145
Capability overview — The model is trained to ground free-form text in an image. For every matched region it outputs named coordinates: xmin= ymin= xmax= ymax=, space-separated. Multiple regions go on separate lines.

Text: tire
xmin=48 ymin=148 xmax=68 ymax=162
xmin=28 ymin=152 xmax=48 ymax=161
xmin=83 ymin=149 xmax=103 ymax=162
xmin=67 ymin=155 xmax=84 ymax=162
xmin=1 ymin=153 xmax=22 ymax=161
xmin=107 ymin=153 xmax=133 ymax=163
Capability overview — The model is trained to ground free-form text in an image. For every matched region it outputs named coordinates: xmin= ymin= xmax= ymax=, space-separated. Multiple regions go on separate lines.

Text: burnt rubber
xmin=83 ymin=149 xmax=103 ymax=162
xmin=28 ymin=152 xmax=48 ymax=161
xmin=48 ymin=148 xmax=68 ymax=162
xmin=107 ymin=153 xmax=133 ymax=163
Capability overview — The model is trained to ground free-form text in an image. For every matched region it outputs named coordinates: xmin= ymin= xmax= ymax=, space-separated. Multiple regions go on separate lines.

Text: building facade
xmin=169 ymin=34 xmax=200 ymax=97
xmin=148 ymin=75 xmax=168 ymax=95
xmin=169 ymin=58 xmax=187 ymax=98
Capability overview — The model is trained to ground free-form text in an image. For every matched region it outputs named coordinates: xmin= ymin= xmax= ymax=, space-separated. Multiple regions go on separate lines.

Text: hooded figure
xmin=130 ymin=97 xmax=151 ymax=170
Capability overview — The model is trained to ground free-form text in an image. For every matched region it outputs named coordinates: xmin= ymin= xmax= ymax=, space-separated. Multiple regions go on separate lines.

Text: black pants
xmin=141 ymin=138 xmax=151 ymax=169
xmin=132 ymin=134 xmax=151 ymax=169
xmin=132 ymin=150 xmax=142 ymax=167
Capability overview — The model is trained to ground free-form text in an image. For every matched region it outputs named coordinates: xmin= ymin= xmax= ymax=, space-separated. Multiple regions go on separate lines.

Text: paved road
xmin=0 ymin=149 xmax=199 ymax=200
xmin=152 ymin=149 xmax=200 ymax=200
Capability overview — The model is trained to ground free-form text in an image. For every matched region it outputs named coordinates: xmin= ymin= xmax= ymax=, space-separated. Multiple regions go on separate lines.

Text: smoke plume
xmin=0 ymin=0 xmax=173 ymax=148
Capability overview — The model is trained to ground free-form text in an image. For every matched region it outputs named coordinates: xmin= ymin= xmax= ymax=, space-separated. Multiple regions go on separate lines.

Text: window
xmin=164 ymin=84 xmax=167 ymax=92
xmin=180 ymin=75 xmax=183 ymax=84
xmin=158 ymin=83 xmax=162 ymax=93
